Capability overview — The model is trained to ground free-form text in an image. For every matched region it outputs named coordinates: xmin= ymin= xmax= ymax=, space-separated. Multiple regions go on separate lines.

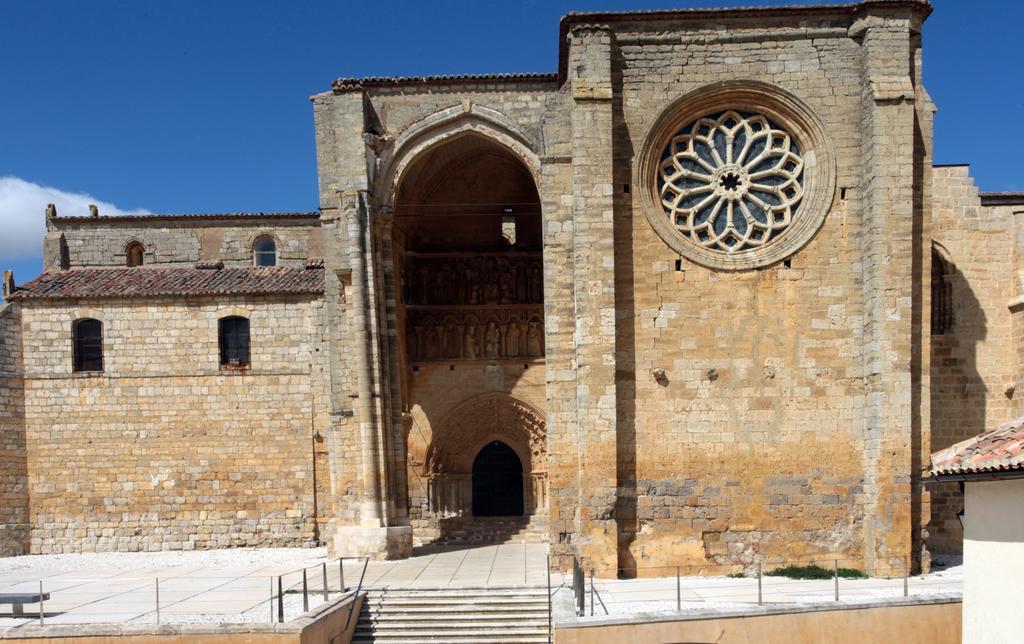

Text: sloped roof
xmin=52 ymin=211 xmax=319 ymax=223
xmin=9 ymin=265 xmax=324 ymax=301
xmin=332 ymin=73 xmax=556 ymax=92
xmin=930 ymin=417 xmax=1024 ymax=479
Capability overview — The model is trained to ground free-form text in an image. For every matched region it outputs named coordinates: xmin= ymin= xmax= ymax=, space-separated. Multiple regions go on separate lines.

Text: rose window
xmin=657 ymin=110 xmax=805 ymax=253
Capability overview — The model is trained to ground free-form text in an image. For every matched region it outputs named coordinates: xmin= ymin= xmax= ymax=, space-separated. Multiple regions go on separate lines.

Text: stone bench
xmin=0 ymin=593 xmax=50 ymax=615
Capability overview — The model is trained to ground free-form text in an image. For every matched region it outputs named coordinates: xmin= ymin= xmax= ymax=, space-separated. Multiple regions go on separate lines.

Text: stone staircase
xmin=352 ymin=586 xmax=550 ymax=643
xmin=439 ymin=517 xmax=549 ymax=545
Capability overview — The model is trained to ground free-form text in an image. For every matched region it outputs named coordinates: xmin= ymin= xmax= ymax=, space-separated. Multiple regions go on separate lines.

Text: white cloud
xmin=0 ymin=176 xmax=150 ymax=261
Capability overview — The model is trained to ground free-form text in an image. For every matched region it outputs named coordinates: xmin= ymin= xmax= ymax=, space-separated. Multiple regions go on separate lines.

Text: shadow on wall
xmin=611 ymin=44 xmax=638 ymax=579
xmin=928 ymin=246 xmax=987 ymax=556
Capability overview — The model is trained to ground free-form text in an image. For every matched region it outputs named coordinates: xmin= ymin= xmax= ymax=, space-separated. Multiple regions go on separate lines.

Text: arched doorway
xmin=472 ymin=441 xmax=524 ymax=517
xmin=387 ymin=129 xmax=548 ymax=543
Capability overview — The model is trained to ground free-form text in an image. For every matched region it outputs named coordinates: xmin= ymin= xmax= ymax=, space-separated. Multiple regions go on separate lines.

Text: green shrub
xmin=726 ymin=572 xmax=746 ymax=578
xmin=767 ymin=565 xmax=868 ymax=580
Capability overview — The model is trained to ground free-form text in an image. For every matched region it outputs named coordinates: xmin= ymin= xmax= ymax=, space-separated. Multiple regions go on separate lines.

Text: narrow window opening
xmin=674 ymin=259 xmax=683 ymax=272
xmin=72 ymin=318 xmax=103 ymax=372
xmin=783 ymin=259 xmax=792 ymax=269
xmin=126 ymin=242 xmax=145 ymax=267
xmin=623 ymin=183 xmax=631 ymax=194
xmin=840 ymin=187 xmax=848 ymax=200
xmin=219 ymin=316 xmax=251 ymax=368
xmin=253 ymin=236 xmax=277 ymax=267
xmin=931 ymin=248 xmax=954 ymax=335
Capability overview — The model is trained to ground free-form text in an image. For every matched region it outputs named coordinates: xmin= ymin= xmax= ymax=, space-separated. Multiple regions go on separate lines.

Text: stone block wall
xmin=0 ymin=302 xmax=29 ymax=556
xmin=17 ymin=295 xmax=329 ymax=553
xmin=928 ymin=166 xmax=1017 ymax=554
xmin=606 ymin=8 xmax=926 ymax=573
xmin=309 ymin=2 xmax=935 ymax=573
xmin=44 ymin=216 xmax=322 ymax=271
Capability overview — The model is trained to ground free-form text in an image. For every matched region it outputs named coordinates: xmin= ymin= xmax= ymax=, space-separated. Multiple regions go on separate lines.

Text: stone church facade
xmin=2 ymin=0 xmax=1022 ymax=576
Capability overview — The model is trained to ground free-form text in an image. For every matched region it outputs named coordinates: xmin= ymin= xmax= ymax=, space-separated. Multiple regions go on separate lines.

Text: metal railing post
xmin=270 ymin=577 xmax=274 ymax=623
xmin=903 ymin=556 xmax=909 ymax=597
xmin=589 ymin=570 xmax=594 ymax=617
xmin=834 ymin=559 xmax=839 ymax=602
xmin=39 ymin=580 xmax=44 ymax=626
xmin=676 ymin=566 xmax=681 ymax=611
xmin=156 ymin=578 xmax=160 ymax=624
xmin=547 ymin=554 xmax=552 ymax=644
xmin=757 ymin=563 xmax=763 ymax=606
xmin=277 ymin=576 xmax=284 ymax=622
xmin=302 ymin=568 xmax=309 ymax=613
xmin=340 ymin=557 xmax=346 ymax=592
xmin=322 ymin=562 xmax=329 ymax=602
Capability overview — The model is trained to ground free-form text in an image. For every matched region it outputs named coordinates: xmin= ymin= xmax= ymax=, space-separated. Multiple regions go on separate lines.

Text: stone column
xmin=313 ymin=88 xmax=411 ymax=559
xmin=566 ymin=24 xmax=619 ymax=574
xmin=851 ymin=1 xmax=930 ymax=576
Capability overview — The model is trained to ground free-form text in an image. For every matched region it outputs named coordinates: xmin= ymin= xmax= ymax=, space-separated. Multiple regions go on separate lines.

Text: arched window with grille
xmin=126 ymin=241 xmax=145 ymax=267
xmin=931 ymin=247 xmax=954 ymax=335
xmin=219 ymin=316 xmax=250 ymax=368
xmin=72 ymin=318 xmax=103 ymax=372
xmin=252 ymin=235 xmax=277 ymax=267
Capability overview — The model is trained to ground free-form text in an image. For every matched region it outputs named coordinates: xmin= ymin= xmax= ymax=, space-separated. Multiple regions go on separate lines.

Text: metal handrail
xmin=272 ymin=555 xmax=366 ymax=623
xmin=344 ymin=557 xmax=370 ymax=631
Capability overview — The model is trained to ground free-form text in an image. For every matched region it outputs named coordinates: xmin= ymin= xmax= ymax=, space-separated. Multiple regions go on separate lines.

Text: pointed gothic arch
xmin=423 ymin=393 xmax=547 ymax=518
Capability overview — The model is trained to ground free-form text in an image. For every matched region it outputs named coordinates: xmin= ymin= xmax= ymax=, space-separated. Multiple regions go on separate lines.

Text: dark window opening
xmin=126 ymin=242 xmax=145 ymax=267
xmin=253 ymin=236 xmax=277 ymax=267
xmin=932 ymin=248 xmax=954 ymax=335
xmin=219 ymin=316 xmax=251 ymax=368
xmin=72 ymin=318 xmax=103 ymax=372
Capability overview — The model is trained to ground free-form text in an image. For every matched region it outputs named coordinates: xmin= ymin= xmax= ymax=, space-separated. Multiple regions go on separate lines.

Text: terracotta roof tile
xmin=9 ymin=266 xmax=324 ymax=301
xmin=53 ymin=211 xmax=319 ymax=223
xmin=331 ymin=73 xmax=556 ymax=92
xmin=930 ymin=417 xmax=1024 ymax=478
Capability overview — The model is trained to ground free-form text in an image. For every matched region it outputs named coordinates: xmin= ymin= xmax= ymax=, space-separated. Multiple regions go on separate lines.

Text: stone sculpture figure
xmin=530 ymin=265 xmax=543 ymax=302
xmin=465 ymin=325 xmax=479 ymax=360
xmin=505 ymin=320 xmax=521 ymax=357
xmin=485 ymin=322 xmax=501 ymax=358
xmin=527 ymin=319 xmax=543 ymax=357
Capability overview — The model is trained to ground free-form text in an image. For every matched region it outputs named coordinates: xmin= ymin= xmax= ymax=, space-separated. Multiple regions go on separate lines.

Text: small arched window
xmin=72 ymin=318 xmax=103 ymax=372
xmin=253 ymin=236 xmax=277 ymax=267
xmin=931 ymin=247 xmax=954 ymax=335
xmin=126 ymin=241 xmax=145 ymax=267
xmin=219 ymin=316 xmax=250 ymax=368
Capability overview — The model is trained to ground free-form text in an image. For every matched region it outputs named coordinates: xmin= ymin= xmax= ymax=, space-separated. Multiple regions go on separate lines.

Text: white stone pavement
xmin=0 ymin=544 xmax=962 ymax=628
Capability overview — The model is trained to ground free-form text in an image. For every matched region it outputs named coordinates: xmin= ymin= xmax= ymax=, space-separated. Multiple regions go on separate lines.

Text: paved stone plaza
xmin=0 ymin=545 xmax=964 ymax=629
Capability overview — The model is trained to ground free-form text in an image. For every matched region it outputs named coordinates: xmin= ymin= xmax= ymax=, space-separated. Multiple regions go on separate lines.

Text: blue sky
xmin=2 ymin=0 xmax=1021 ymax=281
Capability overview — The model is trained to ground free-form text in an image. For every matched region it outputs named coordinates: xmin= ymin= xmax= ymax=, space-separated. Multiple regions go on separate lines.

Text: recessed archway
xmin=389 ymin=127 xmax=547 ymax=544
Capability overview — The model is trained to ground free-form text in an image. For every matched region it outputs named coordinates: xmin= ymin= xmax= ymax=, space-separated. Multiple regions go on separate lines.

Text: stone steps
xmin=439 ymin=517 xmax=549 ymax=545
xmin=352 ymin=586 xmax=549 ymax=644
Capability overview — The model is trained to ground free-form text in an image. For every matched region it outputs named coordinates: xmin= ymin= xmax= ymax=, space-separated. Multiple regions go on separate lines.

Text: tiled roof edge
xmin=52 ymin=212 xmax=320 ymax=223
xmin=331 ymin=73 xmax=557 ymax=93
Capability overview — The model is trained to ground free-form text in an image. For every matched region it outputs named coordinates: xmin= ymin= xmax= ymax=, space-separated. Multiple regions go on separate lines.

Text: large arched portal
xmin=389 ymin=130 xmax=547 ymax=543
xmin=423 ymin=393 xmax=547 ymax=520
xmin=472 ymin=441 xmax=524 ymax=517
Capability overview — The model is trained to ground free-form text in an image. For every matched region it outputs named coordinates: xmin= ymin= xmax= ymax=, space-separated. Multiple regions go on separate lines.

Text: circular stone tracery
xmin=658 ymin=110 xmax=805 ymax=253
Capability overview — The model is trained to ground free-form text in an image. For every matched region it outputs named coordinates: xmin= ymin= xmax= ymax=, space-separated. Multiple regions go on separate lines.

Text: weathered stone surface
xmin=2 ymin=0 xmax=1018 ymax=575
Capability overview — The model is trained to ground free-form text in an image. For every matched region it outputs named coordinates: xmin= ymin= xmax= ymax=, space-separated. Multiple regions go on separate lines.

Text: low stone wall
xmin=553 ymin=596 xmax=962 ymax=644
xmin=0 ymin=593 xmax=363 ymax=644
